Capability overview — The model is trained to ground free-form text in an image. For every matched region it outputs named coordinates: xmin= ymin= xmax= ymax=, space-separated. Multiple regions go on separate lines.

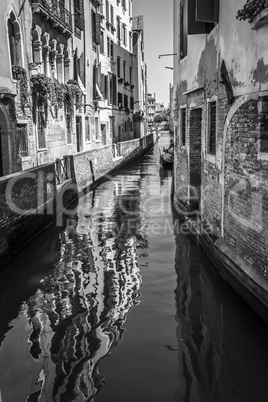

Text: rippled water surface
xmin=0 ymin=133 xmax=268 ymax=402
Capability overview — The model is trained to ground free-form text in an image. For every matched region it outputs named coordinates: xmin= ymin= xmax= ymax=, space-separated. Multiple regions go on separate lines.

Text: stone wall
xmin=0 ymin=163 xmax=57 ymax=264
xmin=72 ymin=133 xmax=156 ymax=193
xmin=72 ymin=145 xmax=114 ymax=192
xmin=224 ymin=98 xmax=268 ymax=277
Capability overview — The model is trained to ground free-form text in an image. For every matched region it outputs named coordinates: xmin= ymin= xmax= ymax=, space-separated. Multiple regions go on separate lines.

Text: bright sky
xmin=133 ymin=0 xmax=173 ymax=107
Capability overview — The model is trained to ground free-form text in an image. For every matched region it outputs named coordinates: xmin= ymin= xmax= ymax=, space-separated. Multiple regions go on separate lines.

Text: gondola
xmin=160 ymin=147 xmax=174 ymax=167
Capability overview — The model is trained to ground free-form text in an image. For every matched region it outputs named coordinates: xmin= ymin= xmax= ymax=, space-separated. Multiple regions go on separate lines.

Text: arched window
xmin=7 ymin=11 xmax=22 ymax=78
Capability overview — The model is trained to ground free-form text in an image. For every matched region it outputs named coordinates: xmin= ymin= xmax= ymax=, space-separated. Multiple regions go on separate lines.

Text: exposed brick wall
xmin=73 ymin=146 xmax=114 ymax=192
xmin=0 ymin=163 xmax=57 ymax=265
xmin=224 ymin=98 xmax=268 ymax=276
xmin=189 ymin=108 xmax=202 ymax=205
xmin=201 ymin=98 xmax=229 ymax=237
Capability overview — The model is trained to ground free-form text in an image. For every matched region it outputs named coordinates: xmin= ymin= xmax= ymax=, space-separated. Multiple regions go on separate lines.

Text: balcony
xmin=31 ymin=0 xmax=72 ymax=36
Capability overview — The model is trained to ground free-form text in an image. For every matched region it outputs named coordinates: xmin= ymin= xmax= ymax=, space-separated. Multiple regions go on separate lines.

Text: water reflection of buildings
xmin=173 ymin=211 xmax=268 ymax=402
xmin=0 ymin=168 xmax=150 ymax=401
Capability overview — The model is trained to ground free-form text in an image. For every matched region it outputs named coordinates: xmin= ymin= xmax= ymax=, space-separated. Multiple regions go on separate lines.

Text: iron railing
xmin=54 ymin=156 xmax=71 ymax=184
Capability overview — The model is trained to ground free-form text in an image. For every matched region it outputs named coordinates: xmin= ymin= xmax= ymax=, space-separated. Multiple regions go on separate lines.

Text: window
xmin=65 ymin=104 xmax=72 ymax=144
xmin=16 ymin=124 xmax=28 ymax=156
xmin=95 ymin=117 xmax=100 ymax=141
xmin=123 ymin=61 xmax=126 ymax=80
xmin=188 ymin=0 xmax=218 ymax=35
xmin=106 ymin=0 xmax=109 ymax=22
xmin=7 ymin=11 xmax=22 ymax=78
xmin=180 ymin=108 xmax=186 ymax=146
xmin=92 ymin=11 xmax=101 ymax=47
xmin=129 ymin=32 xmax=132 ymax=52
xmin=109 ymin=73 xmax=117 ymax=104
xmin=101 ymin=123 xmax=107 ymax=144
xmin=110 ymin=116 xmax=115 ymax=138
xmin=100 ymin=30 xmax=104 ymax=53
xmin=122 ymin=0 xmax=126 ymax=10
xmin=37 ymin=108 xmax=46 ymax=149
xmin=118 ymin=92 xmax=123 ymax=107
xmin=100 ymin=73 xmax=108 ymax=99
xmin=117 ymin=17 xmax=121 ymax=40
xmin=208 ymin=101 xmax=216 ymax=155
xmin=117 ymin=57 xmax=121 ymax=77
xmin=129 ymin=66 xmax=133 ymax=84
xmin=74 ymin=0 xmax=85 ymax=32
xmin=110 ymin=40 xmax=114 ymax=59
xmin=100 ymin=1 xmax=104 ymax=15
xmin=85 ymin=116 xmax=91 ymax=142
xmin=130 ymin=97 xmax=134 ymax=110
xmin=124 ymin=94 xmax=128 ymax=109
xmin=110 ymin=5 xmax=114 ymax=27
xmin=123 ymin=24 xmax=127 ymax=46
xmin=107 ymin=37 xmax=114 ymax=58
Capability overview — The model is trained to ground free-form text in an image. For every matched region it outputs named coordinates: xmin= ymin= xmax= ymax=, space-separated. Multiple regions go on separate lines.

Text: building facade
xmin=0 ymin=0 xmax=147 ymax=177
xmin=173 ymin=0 xmax=268 ymax=319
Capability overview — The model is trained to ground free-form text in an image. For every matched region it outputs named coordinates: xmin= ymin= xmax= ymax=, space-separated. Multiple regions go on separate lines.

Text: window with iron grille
xmin=37 ymin=109 xmax=46 ymax=149
xmin=16 ymin=124 xmax=28 ymax=157
xmin=208 ymin=101 xmax=216 ymax=154
xmin=180 ymin=108 xmax=186 ymax=146
xmin=85 ymin=116 xmax=91 ymax=142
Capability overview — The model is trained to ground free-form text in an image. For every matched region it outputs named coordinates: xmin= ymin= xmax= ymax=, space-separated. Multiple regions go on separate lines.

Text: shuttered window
xmin=188 ymin=0 xmax=217 ymax=35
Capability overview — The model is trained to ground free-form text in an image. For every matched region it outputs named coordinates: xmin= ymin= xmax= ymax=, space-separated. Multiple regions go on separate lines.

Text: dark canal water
xmin=0 ymin=133 xmax=268 ymax=402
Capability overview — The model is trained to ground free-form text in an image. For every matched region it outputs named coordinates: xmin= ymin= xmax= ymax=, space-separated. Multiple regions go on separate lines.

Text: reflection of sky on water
xmin=0 ymin=166 xmax=151 ymax=401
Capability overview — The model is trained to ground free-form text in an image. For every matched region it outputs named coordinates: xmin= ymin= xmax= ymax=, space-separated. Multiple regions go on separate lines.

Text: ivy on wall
xmin=30 ymin=74 xmax=83 ymax=126
xmin=12 ymin=66 xmax=30 ymax=113
xmin=236 ymin=0 xmax=268 ymax=22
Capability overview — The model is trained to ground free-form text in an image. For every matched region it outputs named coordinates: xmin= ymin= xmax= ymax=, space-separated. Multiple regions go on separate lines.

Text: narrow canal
xmin=0 ymin=133 xmax=268 ymax=402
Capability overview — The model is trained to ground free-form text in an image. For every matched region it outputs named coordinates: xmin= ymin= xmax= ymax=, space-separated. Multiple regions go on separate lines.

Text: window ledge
xmin=251 ymin=8 xmax=268 ymax=30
